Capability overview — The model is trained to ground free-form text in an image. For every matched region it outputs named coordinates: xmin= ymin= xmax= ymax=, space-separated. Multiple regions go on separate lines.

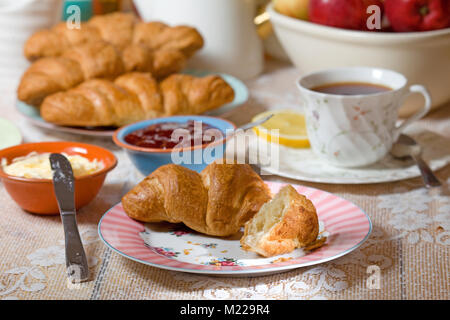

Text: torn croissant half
xmin=240 ymin=185 xmax=324 ymax=257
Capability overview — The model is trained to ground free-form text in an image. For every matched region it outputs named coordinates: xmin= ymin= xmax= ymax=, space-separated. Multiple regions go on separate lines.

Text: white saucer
xmin=247 ymin=128 xmax=450 ymax=184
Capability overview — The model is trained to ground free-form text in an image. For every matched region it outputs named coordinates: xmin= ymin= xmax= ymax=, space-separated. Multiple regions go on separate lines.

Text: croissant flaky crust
xmin=18 ymin=41 xmax=188 ymax=106
xmin=40 ymin=72 xmax=235 ymax=127
xmin=240 ymin=185 xmax=320 ymax=257
xmin=132 ymin=21 xmax=204 ymax=59
xmin=24 ymin=12 xmax=204 ymax=61
xmin=122 ymin=162 xmax=272 ymax=237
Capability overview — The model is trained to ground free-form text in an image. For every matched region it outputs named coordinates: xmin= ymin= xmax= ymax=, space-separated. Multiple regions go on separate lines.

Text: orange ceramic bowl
xmin=0 ymin=141 xmax=117 ymax=215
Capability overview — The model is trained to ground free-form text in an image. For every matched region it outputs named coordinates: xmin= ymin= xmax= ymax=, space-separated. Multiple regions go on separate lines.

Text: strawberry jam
xmin=124 ymin=120 xmax=221 ymax=149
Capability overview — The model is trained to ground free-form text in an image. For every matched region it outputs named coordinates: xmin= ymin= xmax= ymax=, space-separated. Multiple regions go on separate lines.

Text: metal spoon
xmin=235 ymin=114 xmax=274 ymax=132
xmin=391 ymin=134 xmax=441 ymax=188
xmin=224 ymin=114 xmax=274 ymax=174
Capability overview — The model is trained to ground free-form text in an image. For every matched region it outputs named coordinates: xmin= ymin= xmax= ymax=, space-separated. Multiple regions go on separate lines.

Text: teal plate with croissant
xmin=16 ymin=70 xmax=249 ymax=138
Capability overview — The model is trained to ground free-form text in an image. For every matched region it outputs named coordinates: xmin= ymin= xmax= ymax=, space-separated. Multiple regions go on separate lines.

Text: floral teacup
xmin=297 ymin=67 xmax=431 ymax=167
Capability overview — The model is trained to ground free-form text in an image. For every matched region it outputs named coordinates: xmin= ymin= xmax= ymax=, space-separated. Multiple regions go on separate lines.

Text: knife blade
xmin=50 ymin=153 xmax=89 ymax=283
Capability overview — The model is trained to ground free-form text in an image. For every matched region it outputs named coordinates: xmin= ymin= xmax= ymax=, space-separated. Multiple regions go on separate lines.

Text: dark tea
xmin=311 ymin=82 xmax=392 ymax=95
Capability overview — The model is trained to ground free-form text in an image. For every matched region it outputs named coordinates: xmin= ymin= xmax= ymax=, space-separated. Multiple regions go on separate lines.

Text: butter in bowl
xmin=0 ymin=142 xmax=117 ymax=215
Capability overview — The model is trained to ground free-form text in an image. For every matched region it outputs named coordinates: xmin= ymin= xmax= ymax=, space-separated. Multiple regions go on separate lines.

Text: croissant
xmin=40 ymin=72 xmax=235 ymax=127
xmin=122 ymin=162 xmax=272 ymax=237
xmin=132 ymin=22 xmax=205 ymax=58
xmin=17 ymin=42 xmax=186 ymax=106
xmin=24 ymin=12 xmax=204 ymax=61
xmin=240 ymin=185 xmax=320 ymax=257
xmin=121 ymin=44 xmax=186 ymax=77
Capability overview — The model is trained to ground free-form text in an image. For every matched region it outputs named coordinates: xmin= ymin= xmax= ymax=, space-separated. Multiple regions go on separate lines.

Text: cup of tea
xmin=296 ymin=67 xmax=431 ymax=167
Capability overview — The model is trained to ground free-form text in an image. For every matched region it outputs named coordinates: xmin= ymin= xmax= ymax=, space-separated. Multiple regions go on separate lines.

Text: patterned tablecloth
xmin=0 ymin=60 xmax=449 ymax=300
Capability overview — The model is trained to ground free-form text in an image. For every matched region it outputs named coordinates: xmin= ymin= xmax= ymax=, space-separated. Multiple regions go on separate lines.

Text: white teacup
xmin=297 ymin=67 xmax=431 ymax=167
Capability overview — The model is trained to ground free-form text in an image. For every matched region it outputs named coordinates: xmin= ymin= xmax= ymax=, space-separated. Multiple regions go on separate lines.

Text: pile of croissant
xmin=17 ymin=12 xmax=235 ymax=127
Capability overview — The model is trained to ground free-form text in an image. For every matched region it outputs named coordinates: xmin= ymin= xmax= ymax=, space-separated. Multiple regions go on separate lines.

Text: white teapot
xmin=0 ymin=0 xmax=62 ymax=90
xmin=133 ymin=0 xmax=264 ymax=80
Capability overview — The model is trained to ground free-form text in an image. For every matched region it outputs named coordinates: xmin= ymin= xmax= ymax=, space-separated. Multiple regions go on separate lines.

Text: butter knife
xmin=50 ymin=153 xmax=89 ymax=283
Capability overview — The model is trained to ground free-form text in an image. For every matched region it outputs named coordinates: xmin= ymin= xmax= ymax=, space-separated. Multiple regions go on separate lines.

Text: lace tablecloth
xmin=0 ymin=60 xmax=449 ymax=300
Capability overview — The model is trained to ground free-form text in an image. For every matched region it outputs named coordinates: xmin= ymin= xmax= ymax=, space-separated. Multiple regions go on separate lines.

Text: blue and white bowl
xmin=113 ymin=116 xmax=236 ymax=176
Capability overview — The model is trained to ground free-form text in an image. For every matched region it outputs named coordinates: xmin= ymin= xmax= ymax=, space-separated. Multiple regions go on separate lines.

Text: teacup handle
xmin=393 ymin=85 xmax=432 ymax=141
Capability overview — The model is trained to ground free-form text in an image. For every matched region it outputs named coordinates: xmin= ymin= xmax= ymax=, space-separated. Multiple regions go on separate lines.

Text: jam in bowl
xmin=113 ymin=116 xmax=236 ymax=175
xmin=124 ymin=120 xmax=223 ymax=150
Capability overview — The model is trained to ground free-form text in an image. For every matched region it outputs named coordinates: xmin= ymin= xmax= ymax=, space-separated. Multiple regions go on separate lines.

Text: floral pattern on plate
xmin=168 ymin=228 xmax=191 ymax=237
xmin=203 ymin=258 xmax=244 ymax=267
xmin=148 ymin=246 xmax=180 ymax=258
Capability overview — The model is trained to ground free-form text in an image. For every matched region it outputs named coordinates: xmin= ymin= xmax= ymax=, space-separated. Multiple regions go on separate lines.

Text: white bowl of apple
xmin=268 ymin=0 xmax=450 ymax=117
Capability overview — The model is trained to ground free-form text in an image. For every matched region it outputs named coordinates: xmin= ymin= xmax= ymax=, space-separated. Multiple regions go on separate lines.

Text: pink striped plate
xmin=98 ymin=181 xmax=371 ymax=276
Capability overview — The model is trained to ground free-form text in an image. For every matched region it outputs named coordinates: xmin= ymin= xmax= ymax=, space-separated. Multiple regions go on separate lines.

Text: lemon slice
xmin=252 ymin=109 xmax=310 ymax=148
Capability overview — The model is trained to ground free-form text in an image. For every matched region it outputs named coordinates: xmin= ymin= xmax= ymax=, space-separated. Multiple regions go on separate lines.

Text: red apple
xmin=385 ymin=0 xmax=450 ymax=32
xmin=309 ymin=0 xmax=384 ymax=30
